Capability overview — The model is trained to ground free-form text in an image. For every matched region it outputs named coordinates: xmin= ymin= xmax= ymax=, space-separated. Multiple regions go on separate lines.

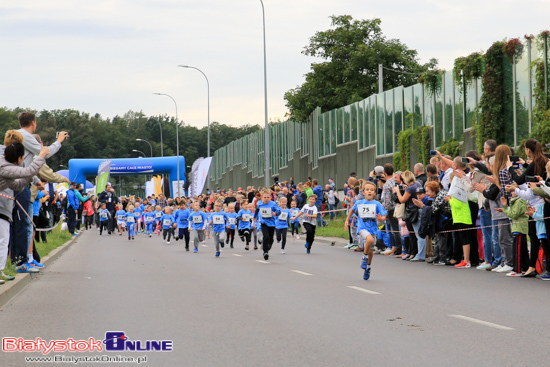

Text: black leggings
xmin=238 ymin=229 xmax=251 ymax=246
xmin=405 ymin=220 xmax=418 ymax=257
xmin=528 ymin=218 xmax=542 ymax=268
xmin=261 ymin=224 xmax=275 ymax=253
xmin=163 ymin=228 xmax=174 ymax=241
xmin=226 ymin=228 xmax=235 ymax=246
xmin=303 ymin=223 xmax=316 ymax=249
xmin=276 ymin=228 xmax=288 ymax=249
xmin=177 ymin=228 xmax=190 ymax=247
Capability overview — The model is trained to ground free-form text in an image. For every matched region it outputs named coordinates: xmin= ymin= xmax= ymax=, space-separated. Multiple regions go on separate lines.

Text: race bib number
xmin=357 ymin=204 xmax=376 ymax=219
xmin=291 ymin=210 xmax=299 ymax=218
xmin=155 ymin=212 xmax=162 ymax=218
xmin=146 ymin=216 xmax=154 ymax=222
xmin=117 ymin=215 xmax=124 ymax=220
xmin=163 ymin=219 xmax=172 ymax=226
xmin=260 ymin=208 xmax=271 ymax=218
xmin=213 ymin=215 xmax=224 ymax=225
xmin=279 ymin=212 xmax=288 ymax=221
xmin=126 ymin=216 xmax=135 ymax=223
xmin=242 ymin=214 xmax=250 ymax=222
xmin=193 ymin=216 xmax=203 ymax=224
xmin=101 ymin=213 xmax=108 ymax=219
xmin=229 ymin=218 xmax=236 ymax=225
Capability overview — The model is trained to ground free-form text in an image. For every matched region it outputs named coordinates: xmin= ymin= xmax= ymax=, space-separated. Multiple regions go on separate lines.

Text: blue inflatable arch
xmin=68 ymin=156 xmax=186 ymax=189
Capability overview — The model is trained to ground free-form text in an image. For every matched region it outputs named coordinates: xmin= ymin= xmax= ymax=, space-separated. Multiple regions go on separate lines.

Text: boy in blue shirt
xmin=210 ymin=200 xmax=228 ymax=257
xmin=125 ymin=204 xmax=137 ymax=240
xmin=276 ymin=197 xmax=291 ymax=254
xmin=225 ymin=204 xmax=238 ymax=249
xmin=154 ymin=205 xmax=163 ymax=235
xmin=255 ymin=189 xmax=281 ymax=260
xmin=161 ymin=206 xmax=177 ymax=244
xmin=99 ymin=203 xmax=111 ymax=235
xmin=237 ymin=201 xmax=253 ymax=250
xmin=144 ymin=206 xmax=156 ymax=237
xmin=115 ymin=204 xmax=126 ymax=236
xmin=289 ymin=200 xmax=301 ymax=240
xmin=174 ymin=202 xmax=191 ymax=250
xmin=344 ymin=182 xmax=387 ymax=280
xmin=188 ymin=201 xmax=208 ymax=253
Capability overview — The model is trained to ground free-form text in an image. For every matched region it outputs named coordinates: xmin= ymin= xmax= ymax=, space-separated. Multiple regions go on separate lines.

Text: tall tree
xmin=284 ymin=15 xmax=437 ymax=122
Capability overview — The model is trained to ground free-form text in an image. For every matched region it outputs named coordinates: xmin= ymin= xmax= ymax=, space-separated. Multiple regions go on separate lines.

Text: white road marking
xmin=256 ymin=260 xmax=270 ymax=264
xmin=232 ymin=254 xmax=243 ymax=257
xmin=346 ymin=286 xmax=381 ymax=295
xmin=449 ymin=315 xmax=514 ymax=330
xmin=201 ymin=245 xmax=208 ymax=247
xmin=292 ymin=270 xmax=313 ymax=276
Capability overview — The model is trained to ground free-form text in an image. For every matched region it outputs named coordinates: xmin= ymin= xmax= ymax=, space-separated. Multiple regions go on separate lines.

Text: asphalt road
xmin=1 ymin=227 xmax=550 ymax=366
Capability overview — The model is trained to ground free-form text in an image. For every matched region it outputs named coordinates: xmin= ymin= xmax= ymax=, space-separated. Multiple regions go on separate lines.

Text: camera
xmin=461 ymin=157 xmax=469 ymax=164
xmin=509 ymin=155 xmax=519 ymax=162
xmin=525 ymin=176 xmax=538 ymax=183
xmin=429 ymin=150 xmax=437 ymax=155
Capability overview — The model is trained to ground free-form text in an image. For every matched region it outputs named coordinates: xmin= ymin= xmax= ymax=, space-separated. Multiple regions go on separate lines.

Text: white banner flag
xmin=188 ymin=157 xmax=212 ymax=197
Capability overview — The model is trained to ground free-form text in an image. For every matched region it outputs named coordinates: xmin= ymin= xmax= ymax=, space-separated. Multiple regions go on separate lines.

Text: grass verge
xmin=4 ymin=223 xmax=73 ymax=276
xmin=315 ymin=215 xmax=349 ymax=240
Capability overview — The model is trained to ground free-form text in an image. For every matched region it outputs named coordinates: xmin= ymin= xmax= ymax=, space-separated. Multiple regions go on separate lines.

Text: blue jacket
xmin=533 ymin=203 xmax=546 ymax=238
xmin=255 ymin=201 xmax=281 ymax=227
xmin=313 ymin=185 xmax=323 ymax=206
xmin=67 ymin=189 xmax=79 ymax=210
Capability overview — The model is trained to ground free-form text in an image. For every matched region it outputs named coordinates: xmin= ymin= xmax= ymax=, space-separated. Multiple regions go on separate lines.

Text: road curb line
xmin=0 ymin=233 xmax=79 ymax=310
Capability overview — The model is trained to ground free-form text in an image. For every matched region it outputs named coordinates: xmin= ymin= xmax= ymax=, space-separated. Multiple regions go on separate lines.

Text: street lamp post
xmin=259 ymin=0 xmax=269 ymax=188
xmin=177 ymin=65 xmax=210 ymax=157
xmin=132 ymin=149 xmax=145 ymax=157
xmin=136 ymin=138 xmax=153 ymax=157
xmin=153 ymin=93 xmax=181 ymax=197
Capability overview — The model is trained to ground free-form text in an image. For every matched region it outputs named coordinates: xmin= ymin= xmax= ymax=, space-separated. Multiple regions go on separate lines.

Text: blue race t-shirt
xmin=99 ymin=208 xmax=110 ymax=222
xmin=225 ymin=212 xmax=238 ymax=230
xmin=116 ymin=210 xmax=126 ymax=222
xmin=210 ymin=211 xmax=227 ymax=233
xmin=276 ymin=208 xmax=291 ymax=229
xmin=255 ymin=201 xmax=281 ymax=227
xmin=160 ymin=214 xmax=175 ymax=229
xmin=352 ymin=199 xmax=387 ymax=235
xmin=237 ymin=209 xmax=252 ymax=230
xmin=174 ymin=208 xmax=190 ymax=229
xmin=33 ymin=191 xmax=45 ymax=216
xmin=189 ymin=211 xmax=208 ymax=230
xmin=144 ymin=212 xmax=155 ymax=224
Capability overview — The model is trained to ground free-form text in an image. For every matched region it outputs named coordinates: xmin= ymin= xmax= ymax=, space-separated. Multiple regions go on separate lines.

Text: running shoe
xmin=491 ymin=265 xmax=503 ymax=272
xmin=363 ymin=267 xmax=371 ymax=280
xmin=29 ymin=260 xmax=44 ymax=268
xmin=281 ymin=249 xmax=285 ymax=254
xmin=306 ymin=248 xmax=310 ymax=254
xmin=454 ymin=261 xmax=471 ymax=269
xmin=221 ymin=243 xmax=225 ymax=248
xmin=186 ymin=247 xmax=190 ymax=251
xmin=216 ymin=252 xmax=220 ymax=257
xmin=193 ymin=248 xmax=198 ymax=253
xmin=263 ymin=252 xmax=269 ymax=260
xmin=16 ymin=264 xmax=39 ymax=273
xmin=166 ymin=241 xmax=170 ymax=244
xmin=350 ymin=245 xmax=358 ymax=250
xmin=360 ymin=255 xmax=368 ymax=269
xmin=0 ymin=271 xmax=15 ymax=281
xmin=506 ymin=272 xmax=521 ymax=277
xmin=541 ymin=274 xmax=550 ymax=281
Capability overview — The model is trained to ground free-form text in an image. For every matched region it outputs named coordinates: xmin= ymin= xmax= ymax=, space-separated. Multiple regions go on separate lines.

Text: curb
xmin=314 ymin=236 xmax=349 ymax=247
xmin=0 ymin=233 xmax=79 ymax=310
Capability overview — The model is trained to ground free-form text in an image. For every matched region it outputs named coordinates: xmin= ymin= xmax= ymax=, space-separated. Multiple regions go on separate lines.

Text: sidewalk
xmin=0 ymin=234 xmax=79 ymax=310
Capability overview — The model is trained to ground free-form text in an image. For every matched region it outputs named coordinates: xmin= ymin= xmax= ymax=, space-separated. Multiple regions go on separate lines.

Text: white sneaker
xmin=296 ymin=235 xmax=300 ymax=240
xmin=497 ymin=265 xmax=513 ymax=273
xmin=345 ymin=243 xmax=353 ymax=248
xmin=506 ymin=271 xmax=521 ymax=277
xmin=281 ymin=249 xmax=285 ymax=254
xmin=0 ymin=279 xmax=5 ymax=284
xmin=373 ymin=248 xmax=381 ymax=254
xmin=491 ymin=265 xmax=503 ymax=272
xmin=166 ymin=241 xmax=171 ymax=245
xmin=381 ymin=248 xmax=392 ymax=255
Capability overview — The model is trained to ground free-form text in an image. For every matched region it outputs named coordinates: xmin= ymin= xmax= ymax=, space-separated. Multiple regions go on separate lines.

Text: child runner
xmin=290 ymin=200 xmax=301 ymax=240
xmin=154 ymin=205 xmax=163 ymax=235
xmin=225 ymin=203 xmax=238 ymax=248
xmin=144 ymin=206 xmax=156 ymax=237
xmin=276 ymin=197 xmax=291 ymax=254
xmin=189 ymin=201 xmax=208 ymax=253
xmin=205 ymin=211 xmax=212 ymax=241
xmin=344 ymin=182 xmax=387 ymax=280
xmin=134 ymin=204 xmax=143 ymax=234
xmin=291 ymin=194 xmax=318 ymax=254
xmin=255 ymin=189 xmax=281 ymax=260
xmin=115 ymin=203 xmax=126 ymax=235
xmin=98 ymin=203 xmax=110 ymax=235
xmin=174 ymin=201 xmax=191 ymax=250
xmin=125 ymin=204 xmax=137 ymax=240
xmin=210 ymin=200 xmax=228 ymax=257
xmin=161 ymin=206 xmax=176 ymax=244
xmin=237 ymin=201 xmax=253 ymax=250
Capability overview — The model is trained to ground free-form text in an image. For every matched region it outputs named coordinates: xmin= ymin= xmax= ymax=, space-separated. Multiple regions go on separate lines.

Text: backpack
xmin=536 ymin=246 xmax=546 ymax=274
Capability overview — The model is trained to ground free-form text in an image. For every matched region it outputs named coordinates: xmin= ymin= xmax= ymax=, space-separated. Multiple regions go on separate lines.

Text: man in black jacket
xmin=97 ymin=184 xmax=118 ymax=234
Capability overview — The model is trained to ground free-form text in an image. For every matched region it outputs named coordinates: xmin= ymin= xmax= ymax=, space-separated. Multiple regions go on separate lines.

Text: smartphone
xmin=525 ymin=176 xmax=538 ymax=183
xmin=461 ymin=157 xmax=469 ymax=164
xmin=509 ymin=155 xmax=519 ymax=162
xmin=56 ymin=132 xmax=60 ymax=138
xmin=429 ymin=150 xmax=437 ymax=155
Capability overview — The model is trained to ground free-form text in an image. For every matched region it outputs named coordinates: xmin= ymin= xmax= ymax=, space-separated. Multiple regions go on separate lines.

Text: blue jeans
xmin=491 ymin=219 xmax=502 ymax=266
xmin=328 ymin=204 xmax=336 ymax=220
xmin=412 ymin=221 xmax=426 ymax=259
xmin=479 ymin=209 xmax=493 ymax=263
xmin=315 ymin=204 xmax=327 ymax=227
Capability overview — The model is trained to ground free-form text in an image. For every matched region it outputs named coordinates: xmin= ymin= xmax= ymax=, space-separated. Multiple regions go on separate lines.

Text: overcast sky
xmin=1 ymin=0 xmax=549 ymax=129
